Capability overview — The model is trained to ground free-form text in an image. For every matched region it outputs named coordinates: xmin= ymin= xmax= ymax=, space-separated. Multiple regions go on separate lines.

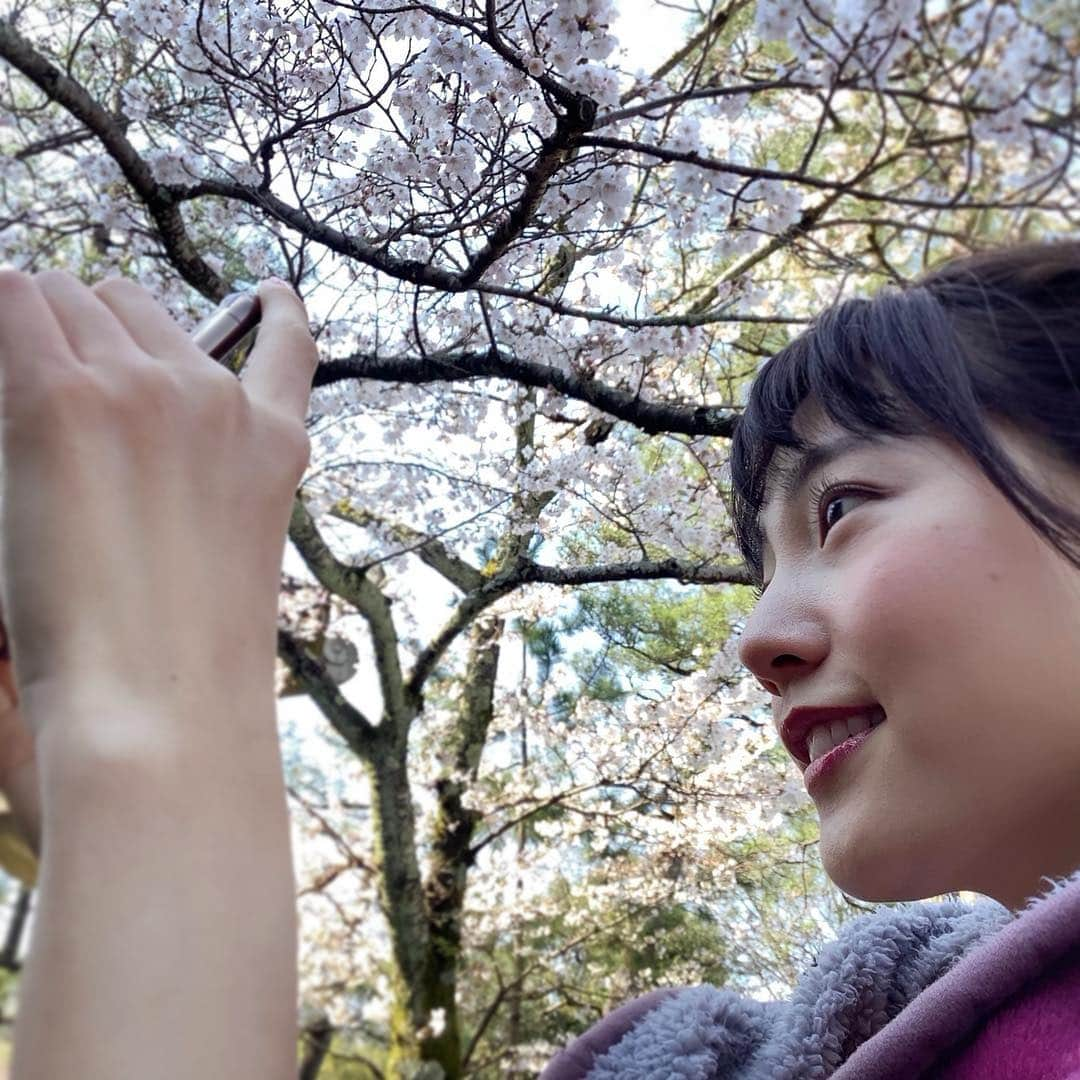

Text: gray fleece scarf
xmin=578 ymin=897 xmax=1011 ymax=1079
xmin=540 ymin=863 xmax=1080 ymax=1080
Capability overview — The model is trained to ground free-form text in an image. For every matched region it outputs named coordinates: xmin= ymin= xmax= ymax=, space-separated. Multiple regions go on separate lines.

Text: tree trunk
xmin=298 ymin=1012 xmax=334 ymax=1080
xmin=368 ymin=740 xmax=444 ymax=1077
xmin=378 ymin=616 xmax=502 ymax=1078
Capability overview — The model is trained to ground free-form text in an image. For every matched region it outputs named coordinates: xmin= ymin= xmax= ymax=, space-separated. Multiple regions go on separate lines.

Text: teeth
xmin=806 ymin=711 xmax=884 ymax=763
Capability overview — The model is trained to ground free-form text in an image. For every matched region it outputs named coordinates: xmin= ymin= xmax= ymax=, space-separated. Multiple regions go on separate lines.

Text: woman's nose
xmin=737 ymin=597 xmax=829 ymax=698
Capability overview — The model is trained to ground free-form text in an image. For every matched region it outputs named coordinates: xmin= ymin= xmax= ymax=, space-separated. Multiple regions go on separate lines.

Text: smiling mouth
xmin=805 ymin=711 xmax=886 ymax=765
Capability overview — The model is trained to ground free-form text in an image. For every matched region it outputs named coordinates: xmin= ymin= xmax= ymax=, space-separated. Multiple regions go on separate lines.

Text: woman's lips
xmin=803 ymin=722 xmax=884 ymax=794
xmin=780 ymin=703 xmax=886 ymax=766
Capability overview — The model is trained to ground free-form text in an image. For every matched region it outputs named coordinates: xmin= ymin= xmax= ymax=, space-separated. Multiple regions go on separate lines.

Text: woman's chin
xmin=819 ymin=833 xmax=956 ymax=903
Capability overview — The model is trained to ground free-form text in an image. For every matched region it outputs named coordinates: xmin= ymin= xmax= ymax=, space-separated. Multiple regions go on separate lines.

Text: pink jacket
xmin=541 ymin=866 xmax=1080 ymax=1079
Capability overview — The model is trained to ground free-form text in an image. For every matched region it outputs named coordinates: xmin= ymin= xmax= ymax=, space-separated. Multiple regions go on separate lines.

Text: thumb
xmin=241 ymin=278 xmax=319 ymax=425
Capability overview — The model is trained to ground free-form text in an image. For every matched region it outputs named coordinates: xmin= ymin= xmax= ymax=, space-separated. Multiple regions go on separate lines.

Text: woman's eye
xmin=814 ymin=485 xmax=866 ymax=540
xmin=754 ymin=479 xmax=871 ymax=598
xmin=822 ymin=492 xmax=851 ymax=534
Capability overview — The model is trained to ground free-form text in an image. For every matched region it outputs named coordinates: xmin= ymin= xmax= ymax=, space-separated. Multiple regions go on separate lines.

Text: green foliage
xmin=557 ymin=898 xmax=735 ymax=1006
xmin=302 ymin=1033 xmax=389 ymax=1079
xmin=570 ymin=581 xmax=742 ymax=681
xmin=517 ymin=619 xmax=564 ymax=686
xmin=456 ymin=879 xmax=737 ymax=1077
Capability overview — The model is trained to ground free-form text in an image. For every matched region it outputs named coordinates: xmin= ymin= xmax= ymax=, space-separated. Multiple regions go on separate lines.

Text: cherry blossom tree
xmin=0 ymin=0 xmax=1076 ymax=1075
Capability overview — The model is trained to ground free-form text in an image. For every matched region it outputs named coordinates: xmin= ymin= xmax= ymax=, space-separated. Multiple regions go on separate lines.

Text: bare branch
xmin=326 ymin=501 xmax=485 ymax=592
xmin=313 ymin=350 xmax=741 ymax=437
xmin=276 ymin=628 xmax=378 ymax=758
xmin=13 ymin=124 xmax=96 ymax=159
xmin=0 ymin=19 xmax=227 ymax=299
xmin=406 ymin=555 xmax=752 ymax=704
xmin=287 ymin=497 xmax=412 ymax=732
xmin=580 ymin=134 xmax=1068 ymax=211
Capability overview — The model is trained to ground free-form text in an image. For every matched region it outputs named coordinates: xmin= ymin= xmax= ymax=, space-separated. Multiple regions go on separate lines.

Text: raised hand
xmin=0 ymin=271 xmax=317 ymax=747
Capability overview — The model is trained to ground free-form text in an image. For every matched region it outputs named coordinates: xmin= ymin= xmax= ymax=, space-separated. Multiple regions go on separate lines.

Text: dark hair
xmin=728 ymin=240 xmax=1080 ymax=587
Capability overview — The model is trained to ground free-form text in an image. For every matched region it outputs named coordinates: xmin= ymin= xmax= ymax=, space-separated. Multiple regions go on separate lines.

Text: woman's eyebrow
xmin=762 ymin=432 xmax=886 ymax=513
xmin=757 ymin=432 xmax=890 ymax=561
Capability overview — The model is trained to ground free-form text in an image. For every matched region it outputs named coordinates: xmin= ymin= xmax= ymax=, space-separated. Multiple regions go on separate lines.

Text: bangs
xmin=728 ymin=286 xmax=982 ymax=583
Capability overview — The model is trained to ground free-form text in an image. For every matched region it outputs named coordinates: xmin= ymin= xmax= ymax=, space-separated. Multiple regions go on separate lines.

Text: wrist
xmin=25 ymin=669 xmax=278 ymax=746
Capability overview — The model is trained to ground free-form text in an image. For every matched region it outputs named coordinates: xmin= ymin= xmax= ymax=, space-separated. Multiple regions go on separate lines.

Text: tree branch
xmin=325 ymin=501 xmax=484 ymax=592
xmin=288 ymin=497 xmax=412 ymax=732
xmin=471 ymin=280 xmax=811 ymax=327
xmin=178 ymin=176 xmax=465 ymax=289
xmin=13 ymin=124 xmax=96 ymax=159
xmin=168 ymin=182 xmax=811 ymax=328
xmin=313 ymin=350 xmax=741 ymax=438
xmin=0 ymin=19 xmax=226 ymax=299
xmin=460 ymin=91 xmax=597 ymax=285
xmin=460 ymin=910 xmax=639 ymax=1069
xmin=276 ymin=628 xmax=378 ymax=759
xmin=580 ymin=134 xmax=1065 ymax=211
xmin=515 ymin=557 xmax=754 ymax=588
xmin=618 ymin=0 xmax=752 ymax=108
xmin=405 ymin=556 xmax=752 ymax=705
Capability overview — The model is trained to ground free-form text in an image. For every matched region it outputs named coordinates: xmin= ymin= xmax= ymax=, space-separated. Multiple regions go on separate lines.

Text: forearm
xmin=11 ymin=687 xmax=298 ymax=1080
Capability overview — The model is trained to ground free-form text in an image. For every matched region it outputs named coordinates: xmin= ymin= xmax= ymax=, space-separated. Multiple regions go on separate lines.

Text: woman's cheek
xmin=839 ymin=518 xmax=996 ymax=750
xmin=839 ymin=522 xmax=946 ymax=666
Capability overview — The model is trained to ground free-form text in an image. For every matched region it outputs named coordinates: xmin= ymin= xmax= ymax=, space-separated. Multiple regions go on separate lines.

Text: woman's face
xmin=737 ymin=398 xmax=1080 ymax=911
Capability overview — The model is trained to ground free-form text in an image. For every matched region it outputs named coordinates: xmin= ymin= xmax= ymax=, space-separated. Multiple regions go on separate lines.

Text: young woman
xmin=2 ymin=244 xmax=1079 ymax=1079
xmin=541 ymin=241 xmax=1080 ymax=1078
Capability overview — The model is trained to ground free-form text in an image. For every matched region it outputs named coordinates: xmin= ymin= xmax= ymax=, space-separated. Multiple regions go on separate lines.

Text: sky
xmin=613 ymin=0 xmax=696 ymax=73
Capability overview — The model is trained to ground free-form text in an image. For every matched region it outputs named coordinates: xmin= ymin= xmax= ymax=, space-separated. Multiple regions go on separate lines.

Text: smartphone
xmin=191 ymin=291 xmax=262 ymax=372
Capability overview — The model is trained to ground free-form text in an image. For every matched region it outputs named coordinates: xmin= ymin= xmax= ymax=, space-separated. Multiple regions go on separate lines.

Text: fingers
xmin=92 ymin=276 xmax=200 ymax=365
xmin=1 ymin=269 xmax=316 ymax=429
xmin=35 ymin=270 xmax=139 ymax=374
xmin=242 ymin=278 xmax=319 ymax=426
xmin=0 ymin=271 xmax=81 ymax=392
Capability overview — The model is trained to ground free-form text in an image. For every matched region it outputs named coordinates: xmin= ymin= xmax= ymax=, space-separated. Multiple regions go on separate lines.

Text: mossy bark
xmin=372 ymin=616 xmax=501 ymax=1079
